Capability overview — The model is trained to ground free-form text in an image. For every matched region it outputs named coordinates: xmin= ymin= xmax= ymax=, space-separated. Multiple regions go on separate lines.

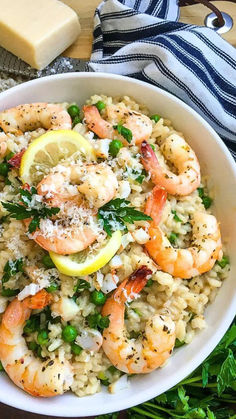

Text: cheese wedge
xmin=0 ymin=0 xmax=81 ymax=70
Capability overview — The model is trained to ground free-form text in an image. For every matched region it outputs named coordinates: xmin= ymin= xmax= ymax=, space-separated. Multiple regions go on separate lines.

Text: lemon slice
xmin=20 ymin=130 xmax=96 ymax=185
xmin=50 ymin=230 xmax=122 ymax=276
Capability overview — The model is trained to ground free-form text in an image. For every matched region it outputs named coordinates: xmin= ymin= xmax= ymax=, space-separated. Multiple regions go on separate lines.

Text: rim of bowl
xmin=0 ymin=72 xmax=235 ymax=417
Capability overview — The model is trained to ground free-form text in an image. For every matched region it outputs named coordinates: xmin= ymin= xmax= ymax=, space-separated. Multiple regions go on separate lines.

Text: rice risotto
xmin=0 ymin=94 xmax=229 ymax=398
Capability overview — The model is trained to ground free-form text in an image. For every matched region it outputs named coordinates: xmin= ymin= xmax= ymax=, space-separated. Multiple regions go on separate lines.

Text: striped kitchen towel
xmin=88 ymin=0 xmax=236 ymax=158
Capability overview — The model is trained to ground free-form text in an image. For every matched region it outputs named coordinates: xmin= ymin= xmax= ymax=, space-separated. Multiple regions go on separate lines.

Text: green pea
xmin=98 ymin=315 xmax=110 ymax=329
xmin=46 ymin=282 xmax=59 ymax=293
xmin=150 ymin=144 xmax=155 ymax=151
xmin=169 ymin=232 xmax=178 ymax=245
xmin=67 ymin=104 xmax=80 ymax=119
xmin=28 ymin=341 xmax=38 ymax=351
xmin=0 ymin=361 xmax=4 ymax=371
xmin=71 ymin=342 xmax=82 ymax=355
xmin=95 ymin=101 xmax=106 ymax=112
xmin=0 ymin=162 xmax=10 ymax=177
xmin=1 ymin=288 xmax=19 ymax=297
xmin=150 ymin=114 xmax=161 ymax=123
xmin=202 ymin=195 xmax=212 ymax=209
xmin=90 ymin=290 xmax=107 ymax=306
xmin=217 ymin=256 xmax=229 ymax=269
xmin=72 ymin=115 xmax=82 ymax=127
xmin=62 ymin=325 xmax=78 ymax=343
xmin=37 ymin=330 xmax=49 ymax=346
xmin=109 ymin=140 xmax=123 ymax=157
xmin=42 ymin=254 xmax=55 ymax=269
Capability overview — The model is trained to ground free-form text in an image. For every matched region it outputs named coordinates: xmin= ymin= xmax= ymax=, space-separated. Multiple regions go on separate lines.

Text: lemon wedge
xmin=50 ymin=230 xmax=122 ymax=276
xmin=20 ymin=130 xmax=96 ymax=185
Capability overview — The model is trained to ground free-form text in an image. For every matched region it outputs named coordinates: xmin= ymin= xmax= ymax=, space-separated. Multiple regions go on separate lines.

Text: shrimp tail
xmin=83 ymin=105 xmax=113 ymax=139
xmin=141 ymin=140 xmax=159 ymax=167
xmin=26 ymin=290 xmax=52 ymax=309
xmin=114 ymin=266 xmax=152 ymax=304
xmin=145 ymin=185 xmax=167 ymax=225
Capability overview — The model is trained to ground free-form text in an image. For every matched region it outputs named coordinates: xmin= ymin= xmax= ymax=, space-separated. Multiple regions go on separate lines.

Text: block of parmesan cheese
xmin=0 ymin=0 xmax=81 ymax=70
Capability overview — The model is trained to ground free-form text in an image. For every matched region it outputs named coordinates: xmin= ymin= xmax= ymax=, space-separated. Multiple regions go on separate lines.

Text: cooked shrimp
xmin=0 ymin=290 xmax=73 ymax=397
xmin=83 ymin=104 xmax=152 ymax=145
xmin=37 ymin=163 xmax=118 ymax=209
xmin=0 ymin=103 xmax=72 ymax=135
xmin=102 ymin=266 xmax=176 ymax=374
xmin=27 ymin=163 xmax=118 ymax=255
xmin=0 ymin=132 xmax=7 ymax=158
xmin=145 ymin=187 xmax=222 ymax=279
xmin=83 ymin=105 xmax=114 ymax=139
xmin=141 ymin=134 xmax=201 ymax=195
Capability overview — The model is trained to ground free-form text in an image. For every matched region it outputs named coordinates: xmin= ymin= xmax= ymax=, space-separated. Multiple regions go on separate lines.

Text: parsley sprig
xmin=98 ymin=198 xmax=152 ymax=236
xmin=1 ymin=186 xmax=60 ymax=233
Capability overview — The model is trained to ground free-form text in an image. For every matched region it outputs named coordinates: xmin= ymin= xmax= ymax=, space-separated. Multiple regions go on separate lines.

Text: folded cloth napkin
xmin=88 ymin=0 xmax=236 ymax=158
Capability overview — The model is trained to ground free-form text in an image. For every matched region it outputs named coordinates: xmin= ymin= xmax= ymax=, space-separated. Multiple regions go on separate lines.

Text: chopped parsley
xmin=113 ymin=123 xmax=133 ymax=143
xmin=133 ymin=169 xmax=147 ymax=184
xmin=217 ymin=255 xmax=229 ymax=269
xmin=171 ymin=210 xmax=182 ymax=222
xmin=1 ymin=186 xmax=60 ymax=233
xmin=98 ymin=198 xmax=152 ymax=236
xmin=169 ymin=232 xmax=179 ymax=245
xmin=197 ymin=187 xmax=213 ymax=210
xmin=73 ymin=279 xmax=91 ymax=294
xmin=2 ymin=258 xmax=23 ymax=284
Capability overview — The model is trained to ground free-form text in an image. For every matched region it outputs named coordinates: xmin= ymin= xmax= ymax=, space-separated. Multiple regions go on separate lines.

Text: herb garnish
xmin=73 ymin=279 xmax=91 ymax=294
xmin=197 ymin=187 xmax=213 ymax=210
xmin=95 ymin=321 xmax=236 ymax=419
xmin=1 ymin=186 xmax=60 ymax=233
xmin=98 ymin=198 xmax=152 ymax=236
xmin=2 ymin=258 xmax=23 ymax=284
xmin=172 ymin=210 xmax=182 ymax=222
xmin=113 ymin=123 xmax=133 ymax=143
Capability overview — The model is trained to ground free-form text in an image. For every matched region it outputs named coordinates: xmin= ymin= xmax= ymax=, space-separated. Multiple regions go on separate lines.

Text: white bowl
xmin=0 ymin=73 xmax=235 ymax=417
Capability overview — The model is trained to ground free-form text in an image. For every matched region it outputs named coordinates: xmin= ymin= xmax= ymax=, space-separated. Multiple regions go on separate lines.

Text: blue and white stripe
xmin=88 ymin=0 xmax=236 ymax=155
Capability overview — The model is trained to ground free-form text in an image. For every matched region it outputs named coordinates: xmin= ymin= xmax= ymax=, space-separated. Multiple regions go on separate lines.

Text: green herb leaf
xmin=169 ymin=232 xmax=179 ymax=245
xmin=217 ymin=349 xmax=236 ymax=395
xmin=113 ymin=123 xmax=133 ymax=143
xmin=98 ymin=198 xmax=152 ymax=236
xmin=1 ymin=186 xmax=60 ymax=233
xmin=207 ymin=408 xmax=216 ymax=419
xmin=175 ymin=338 xmax=185 ymax=348
xmin=216 ymin=256 xmax=229 ymax=269
xmin=73 ymin=279 xmax=90 ymax=294
xmin=172 ymin=210 xmax=182 ymax=222
xmin=2 ymin=258 xmax=23 ymax=283
xmin=177 ymin=386 xmax=189 ymax=412
xmin=202 ymin=362 xmax=209 ymax=387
